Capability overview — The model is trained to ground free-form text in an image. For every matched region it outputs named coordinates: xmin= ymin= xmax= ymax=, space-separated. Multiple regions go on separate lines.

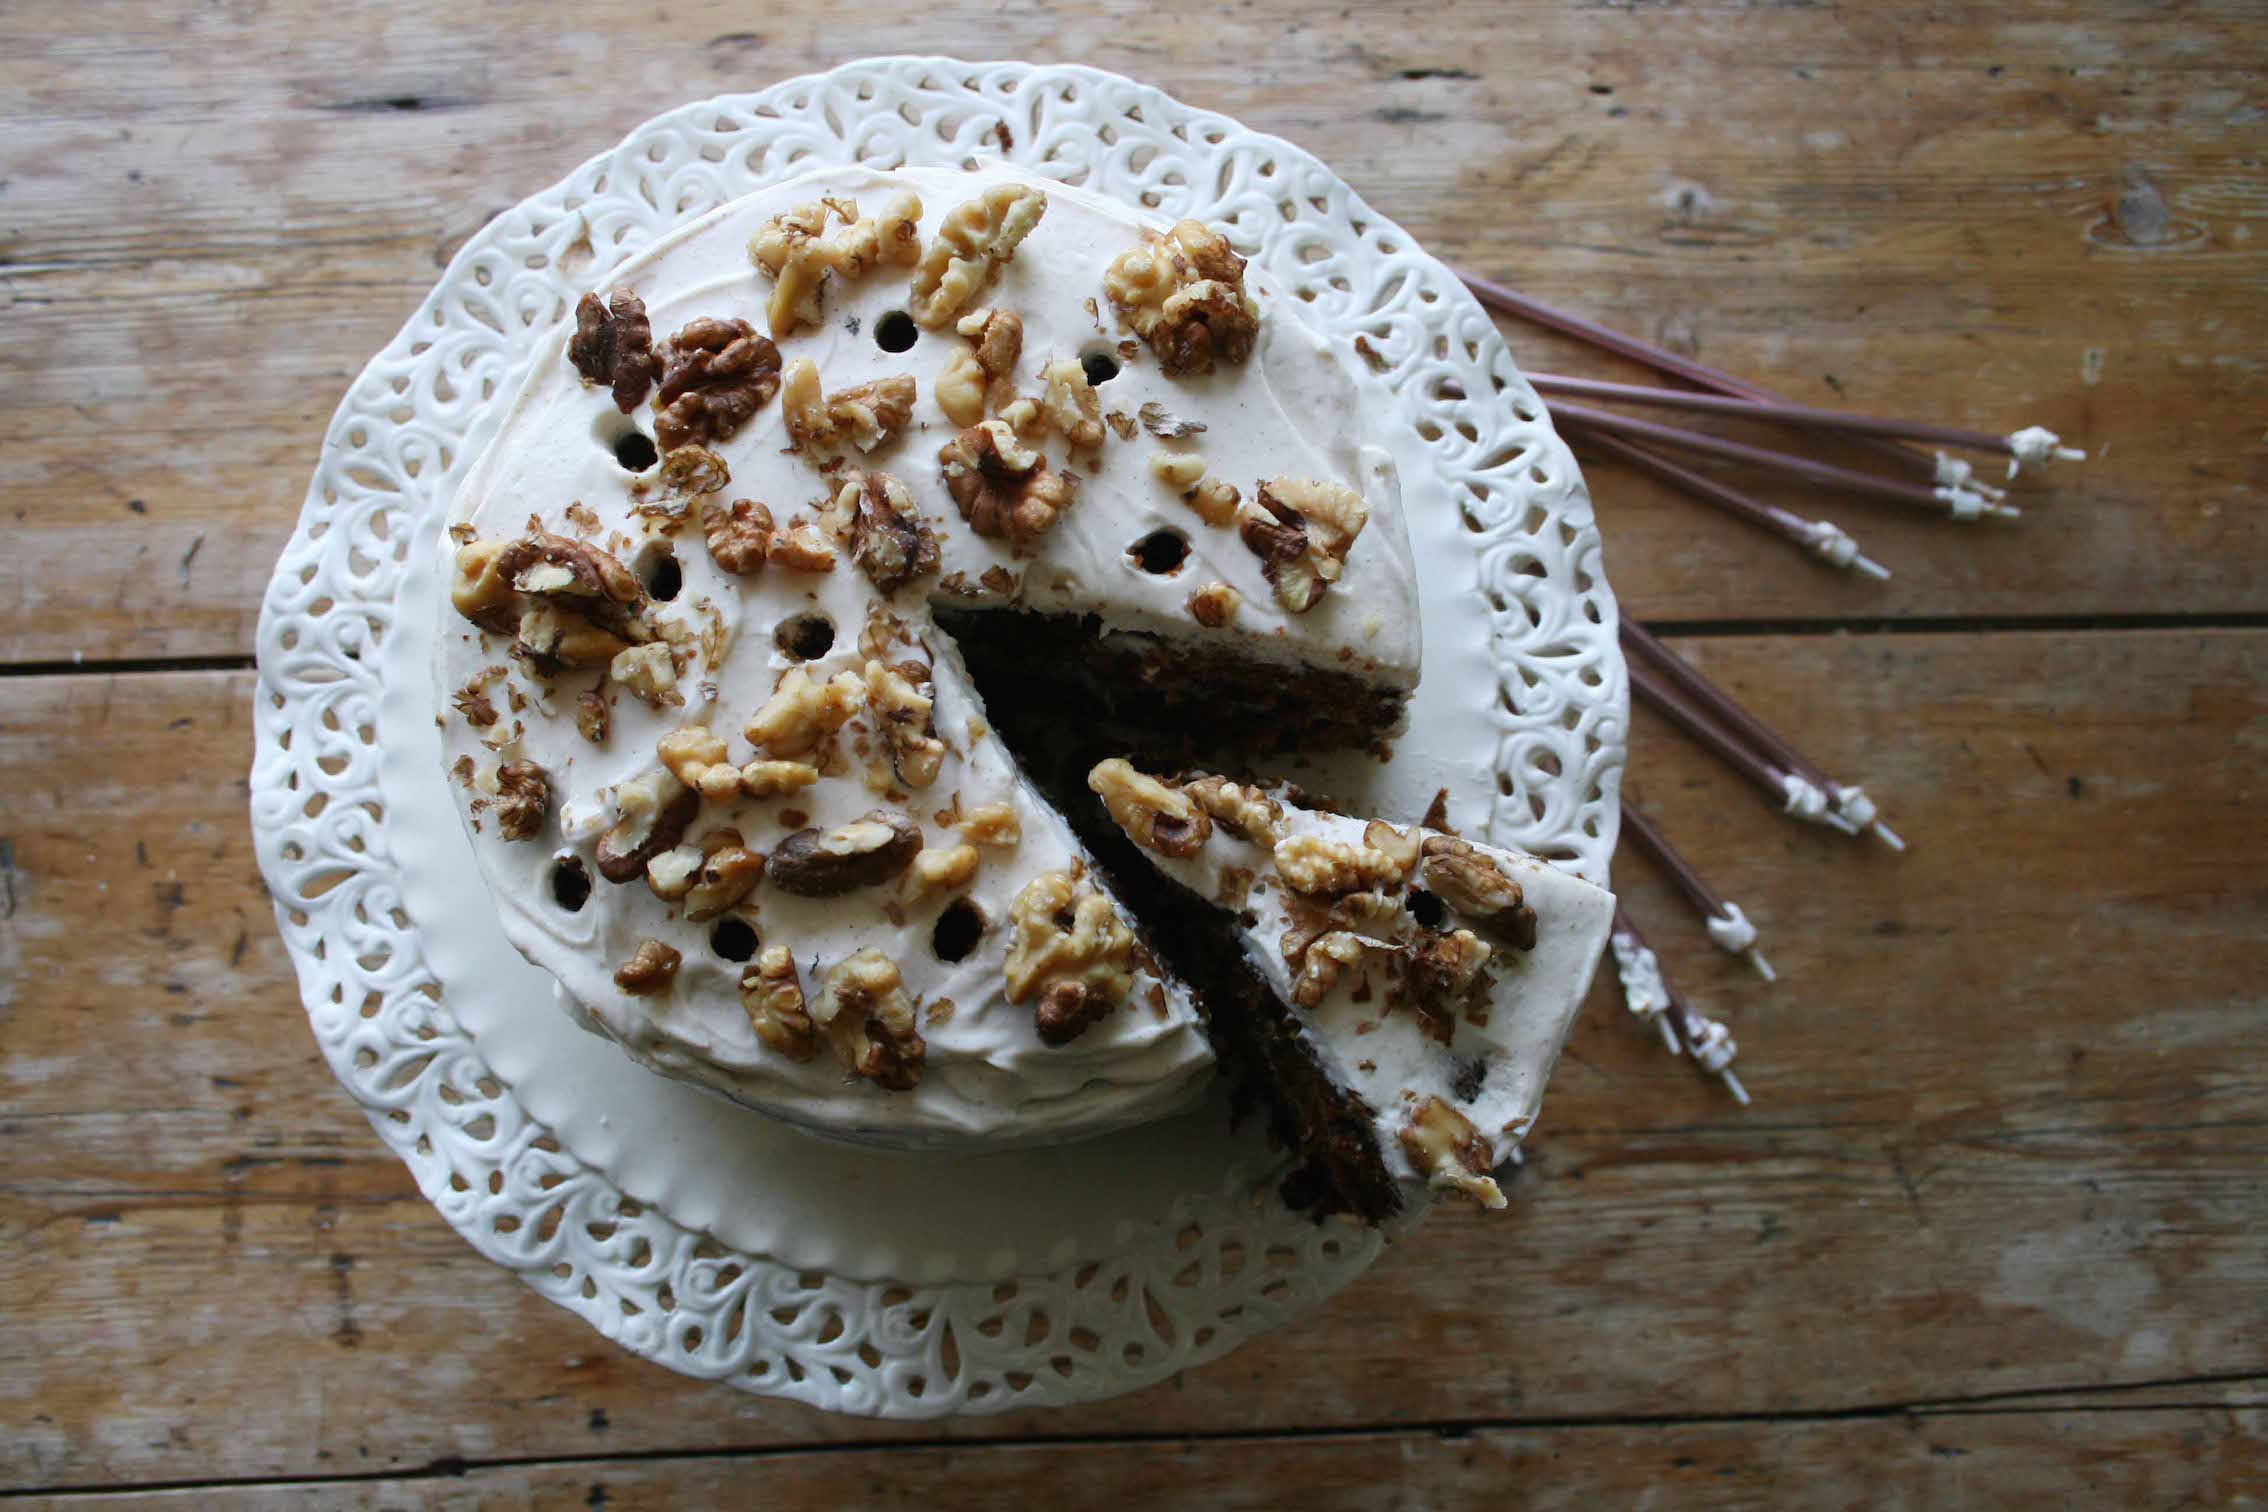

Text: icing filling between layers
xmin=434 ymin=162 xmax=1421 ymax=1148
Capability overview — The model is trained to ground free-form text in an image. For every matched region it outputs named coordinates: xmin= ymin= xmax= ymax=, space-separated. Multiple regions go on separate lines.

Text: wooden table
xmin=5 ymin=4 xmax=2264 ymax=1505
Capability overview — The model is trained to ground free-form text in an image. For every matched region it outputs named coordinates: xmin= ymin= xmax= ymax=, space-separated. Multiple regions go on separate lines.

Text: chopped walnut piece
xmin=908 ymin=184 xmax=1048 ymax=328
xmin=1398 ymin=1095 xmax=1506 ymax=1210
xmin=575 ymin=687 xmax=611 ymax=744
xmin=905 ymin=843 xmax=980 ymax=898
xmin=1148 ymin=451 xmax=1207 ymax=490
xmin=1184 ymin=776 xmax=1284 ymax=845
xmin=781 ymin=358 xmax=918 ymax=454
xmin=744 ymin=667 xmax=864 ymax=756
xmin=1184 ymin=477 xmax=1241 ymax=528
xmin=747 ymin=192 xmax=923 ymax=338
xmin=812 ymin=947 xmax=925 ymax=1090
xmin=1103 ymin=220 xmax=1260 ymax=375
xmin=739 ymin=759 xmax=821 ymax=798
xmin=1105 ymin=409 xmax=1138 ymax=440
xmin=609 ymin=643 xmax=681 ymax=707
xmin=1363 ymin=820 xmax=1424 ymax=877
xmin=742 ymin=946 xmax=819 ymax=1061
xmin=956 ymin=802 xmax=1022 ymax=848
xmin=766 ymin=810 xmax=923 ymax=896
xmin=644 ymin=841 xmax=702 ymax=901
xmin=836 ymin=471 xmax=939 ymax=594
xmin=938 ymin=420 xmax=1076 ymax=546
xmin=614 ymin=939 xmax=683 ymax=997
xmin=1237 ymin=477 xmax=1370 ymax=613
xmin=656 ymin=724 xmax=743 ymax=801
xmin=644 ymin=444 xmax=730 ymax=519
xmin=935 ymin=307 xmax=1024 ymax=427
xmin=594 ymin=770 xmax=701 ymax=883
xmin=1404 ymin=926 xmax=1495 ymax=1034
xmin=864 ymin=658 xmax=946 ymax=789
xmin=701 ymin=498 xmax=774 ymax=575
xmin=1136 ymin=400 xmax=1207 ymax=439
xmin=1039 ymin=358 xmax=1106 ymax=450
xmin=998 ymin=396 xmax=1044 ymax=437
xmin=767 ymin=516 xmax=837 ymax=573
xmin=1274 ymin=833 xmax=1403 ymax=898
xmin=567 ymin=289 xmax=658 ymax=412
xmin=1419 ymin=836 xmax=1538 ymax=948
xmin=685 ymin=828 xmax=765 ymax=920
xmin=1290 ymin=930 xmax=1371 ymax=1009
xmin=1087 ymin=760 xmax=1212 ymax=858
xmin=1186 ymin=581 xmax=1242 ymax=628
xmin=455 ymin=530 xmax=655 ymax=673
xmin=1004 ymin=870 xmax=1136 ymax=1045
xmin=452 ymin=672 xmax=500 ymax=728
xmin=493 ymin=761 xmax=551 ymax=841
xmin=653 ymin=317 xmax=782 ymax=451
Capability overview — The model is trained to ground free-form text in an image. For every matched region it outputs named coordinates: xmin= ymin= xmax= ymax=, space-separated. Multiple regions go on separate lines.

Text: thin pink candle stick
xmin=1534 ymin=372 xmax=2021 ymax=456
xmin=1619 ymin=800 xmax=1775 ymax=980
xmin=1573 ymin=426 xmax=1889 ymax=579
xmin=1554 ymin=402 xmax=2017 ymax=521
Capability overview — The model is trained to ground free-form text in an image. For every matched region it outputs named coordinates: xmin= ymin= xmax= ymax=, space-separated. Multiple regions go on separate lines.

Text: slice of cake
xmin=434 ymin=162 xmax=1423 ymax=1150
xmin=1084 ymin=762 xmax=1615 ymax=1219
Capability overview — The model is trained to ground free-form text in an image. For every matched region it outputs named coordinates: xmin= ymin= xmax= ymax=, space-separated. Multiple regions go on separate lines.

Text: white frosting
xmin=1134 ymin=796 xmax=1614 ymax=1185
xmin=1779 ymin=771 xmax=1834 ymax=823
xmin=2005 ymin=424 xmax=2085 ymax=477
xmin=1703 ymin=902 xmax=1757 ymax=955
xmin=433 ymin=164 xmax=1421 ymax=1148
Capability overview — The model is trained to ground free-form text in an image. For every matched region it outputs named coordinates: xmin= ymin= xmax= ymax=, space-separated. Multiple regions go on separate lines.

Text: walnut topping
xmin=1274 ymin=833 xmax=1403 ymax=898
xmin=956 ymin=802 xmax=1022 ymax=848
xmin=864 ymin=657 xmax=946 ymax=789
xmin=1187 ymin=581 xmax=1242 ymax=628
xmin=1103 ymin=220 xmax=1260 ymax=375
xmin=742 ymin=946 xmax=819 ymax=1061
xmin=653 ymin=317 xmax=782 ymax=451
xmin=575 ymin=687 xmax=611 ymax=744
xmin=1148 ymin=451 xmax=1207 ymax=490
xmin=453 ymin=530 xmax=654 ymax=673
xmin=747 ymin=192 xmax=923 ymax=338
xmin=767 ymin=516 xmax=838 ymax=573
xmin=1184 ymin=775 xmax=1284 ymax=845
xmin=1106 ymin=409 xmax=1138 ymax=440
xmin=939 ymin=420 xmax=1076 ymax=546
xmin=493 ymin=761 xmax=551 ymax=841
xmin=837 ymin=471 xmax=939 ymax=594
xmin=1291 ymin=930 xmax=1371 ymax=1009
xmin=905 ymin=842 xmax=980 ymax=898
xmin=1039 ymin=359 xmax=1106 ymax=449
xmin=684 ymin=828 xmax=765 ymax=920
xmin=656 ymin=724 xmax=744 ymax=801
xmin=1184 ymin=477 xmax=1241 ymax=528
xmin=614 ymin=939 xmax=683 ymax=998
xmin=1005 ymin=871 xmax=1136 ymax=1045
xmin=740 ymin=759 xmax=821 ymax=798
xmin=567 ymin=289 xmax=659 ymax=412
xmin=936 ymin=307 xmax=1023 ymax=426
xmin=452 ymin=670 xmax=501 ymax=728
xmin=782 ymin=358 xmax=918 ymax=454
xmin=812 ymin=947 xmax=925 ymax=1091
xmin=644 ymin=842 xmax=701 ymax=901
xmin=1420 ymin=836 xmax=1538 ymax=948
xmin=1087 ymin=760 xmax=1212 ymax=858
xmin=744 ymin=667 xmax=864 ymax=756
xmin=594 ymin=770 xmax=701 ymax=883
xmin=765 ymin=810 xmax=923 ymax=896
xmin=1237 ymin=478 xmax=1369 ymax=613
xmin=1363 ymin=820 xmax=1424 ymax=877
xmin=908 ymin=184 xmax=1048 ymax=328
xmin=1404 ymin=927 xmax=1494 ymax=1035
xmin=1136 ymin=400 xmax=1207 ymax=439
xmin=701 ymin=498 xmax=774 ymax=575
xmin=609 ymin=643 xmax=681 ymax=707
xmin=1398 ymin=1096 xmax=1506 ymax=1210
xmin=643 ymin=443 xmax=731 ymax=519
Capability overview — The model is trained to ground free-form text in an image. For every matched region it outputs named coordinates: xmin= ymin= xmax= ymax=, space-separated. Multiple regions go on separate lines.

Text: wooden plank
xmin=3 ymin=628 xmax=2262 ymax=1487
xmin=4 ymin=4 xmax=2266 ymax=663
xmin=10 ymin=1402 xmax=2266 ymax=1509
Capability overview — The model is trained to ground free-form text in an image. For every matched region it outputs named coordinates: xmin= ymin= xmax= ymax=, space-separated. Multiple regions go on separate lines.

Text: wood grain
xmin=4 ymin=629 xmax=2261 ymax=1488
xmin=4 ymin=1 xmax=2266 ymax=663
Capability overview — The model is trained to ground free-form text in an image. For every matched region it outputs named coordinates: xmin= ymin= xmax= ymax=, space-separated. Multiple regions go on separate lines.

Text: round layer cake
xmin=434 ymin=161 xmax=1422 ymax=1148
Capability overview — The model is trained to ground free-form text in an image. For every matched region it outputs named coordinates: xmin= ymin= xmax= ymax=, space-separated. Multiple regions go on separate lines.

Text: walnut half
xmin=837 ymin=471 xmax=940 ymax=595
xmin=653 ymin=317 xmax=782 ymax=451
xmin=1398 ymin=1095 xmax=1507 ymax=1210
xmin=567 ymin=289 xmax=658 ymax=412
xmin=908 ymin=185 xmax=1048 ymax=328
xmin=1237 ymin=477 xmax=1370 ymax=613
xmin=1420 ymin=836 xmax=1538 ymax=949
xmin=1087 ymin=760 xmax=1211 ymax=858
xmin=1005 ymin=870 xmax=1136 ymax=1045
xmin=1102 ymin=220 xmax=1260 ymax=375
xmin=938 ymin=420 xmax=1075 ymax=547
xmin=782 ymin=359 xmax=917 ymax=454
xmin=812 ymin=947 xmax=925 ymax=1091
xmin=742 ymin=945 xmax=819 ymax=1062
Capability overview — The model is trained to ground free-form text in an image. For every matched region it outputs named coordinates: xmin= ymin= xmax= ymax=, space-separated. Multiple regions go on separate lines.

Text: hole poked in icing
xmin=1406 ymin=888 xmax=1447 ymax=931
xmin=931 ymin=897 xmax=986 ymax=962
xmin=1127 ymin=529 xmax=1190 ymax=576
xmin=550 ymin=856 xmax=592 ymax=912
xmin=774 ymin=612 xmax=835 ymax=661
xmin=874 ymin=309 xmax=918 ymax=353
xmin=710 ymin=917 xmax=758 ymax=962
xmin=637 ymin=546 xmax=683 ymax=602
xmin=1078 ymin=345 xmax=1120 ymax=386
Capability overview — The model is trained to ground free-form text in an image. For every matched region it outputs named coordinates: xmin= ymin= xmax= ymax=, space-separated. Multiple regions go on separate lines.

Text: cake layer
xmin=433 ymin=162 xmax=1420 ymax=1148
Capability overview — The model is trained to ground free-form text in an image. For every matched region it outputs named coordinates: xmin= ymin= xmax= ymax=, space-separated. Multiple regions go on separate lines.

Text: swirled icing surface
xmin=434 ymin=162 xmax=1419 ymax=1148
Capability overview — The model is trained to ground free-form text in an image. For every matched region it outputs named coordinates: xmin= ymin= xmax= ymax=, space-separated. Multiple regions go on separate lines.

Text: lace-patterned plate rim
xmin=247 ymin=56 xmax=1626 ymax=1419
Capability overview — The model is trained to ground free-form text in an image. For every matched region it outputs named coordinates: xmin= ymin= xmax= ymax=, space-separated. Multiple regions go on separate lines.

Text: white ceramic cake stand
xmin=248 ymin=57 xmax=1626 ymax=1417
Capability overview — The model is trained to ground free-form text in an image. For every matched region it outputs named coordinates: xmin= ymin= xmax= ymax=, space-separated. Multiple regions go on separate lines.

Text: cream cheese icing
xmin=433 ymin=162 xmax=1420 ymax=1148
